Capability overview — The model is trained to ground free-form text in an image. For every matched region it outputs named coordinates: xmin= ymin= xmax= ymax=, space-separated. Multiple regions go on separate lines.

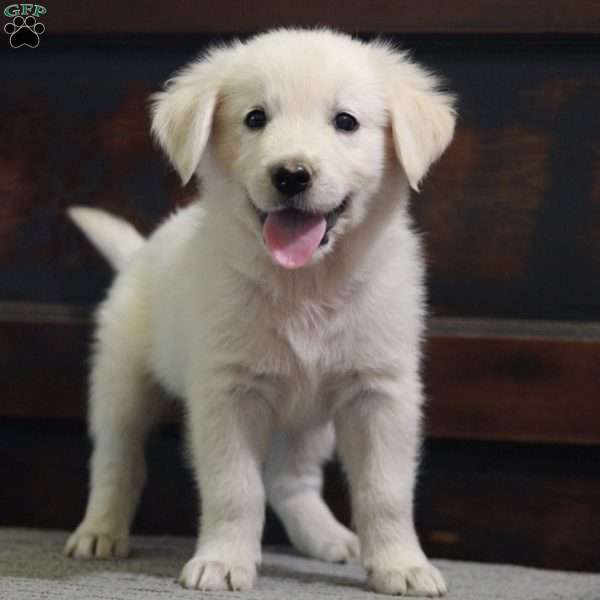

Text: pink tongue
xmin=263 ymin=209 xmax=327 ymax=269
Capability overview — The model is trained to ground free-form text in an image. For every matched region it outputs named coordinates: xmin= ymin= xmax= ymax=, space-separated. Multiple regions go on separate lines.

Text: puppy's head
xmin=151 ymin=29 xmax=456 ymax=270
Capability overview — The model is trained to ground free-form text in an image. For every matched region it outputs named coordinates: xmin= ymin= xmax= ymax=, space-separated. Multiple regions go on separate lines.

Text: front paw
xmin=368 ymin=562 xmax=447 ymax=597
xmin=64 ymin=525 xmax=130 ymax=560
xmin=179 ymin=554 xmax=257 ymax=591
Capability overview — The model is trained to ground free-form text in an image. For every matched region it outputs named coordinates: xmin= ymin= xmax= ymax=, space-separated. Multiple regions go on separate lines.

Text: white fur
xmin=65 ymin=28 xmax=455 ymax=597
xmin=67 ymin=207 xmax=144 ymax=271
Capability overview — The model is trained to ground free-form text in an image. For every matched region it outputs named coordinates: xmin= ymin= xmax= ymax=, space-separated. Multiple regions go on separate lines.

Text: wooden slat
xmin=2 ymin=308 xmax=598 ymax=445
xmin=425 ymin=335 xmax=600 ymax=445
xmin=430 ymin=316 xmax=600 ymax=341
xmin=39 ymin=1 xmax=600 ymax=35
xmin=0 ymin=321 xmax=90 ymax=421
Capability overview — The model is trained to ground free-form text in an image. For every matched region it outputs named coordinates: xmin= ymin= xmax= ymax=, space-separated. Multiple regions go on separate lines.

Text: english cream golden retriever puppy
xmin=65 ymin=28 xmax=455 ymax=596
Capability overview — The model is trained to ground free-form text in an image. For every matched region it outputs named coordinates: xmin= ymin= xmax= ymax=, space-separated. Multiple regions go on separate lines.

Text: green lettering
xmin=3 ymin=4 xmax=20 ymax=17
xmin=33 ymin=5 xmax=47 ymax=17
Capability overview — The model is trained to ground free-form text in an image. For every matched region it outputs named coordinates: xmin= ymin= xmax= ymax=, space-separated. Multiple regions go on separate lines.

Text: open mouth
xmin=252 ymin=197 xmax=349 ymax=269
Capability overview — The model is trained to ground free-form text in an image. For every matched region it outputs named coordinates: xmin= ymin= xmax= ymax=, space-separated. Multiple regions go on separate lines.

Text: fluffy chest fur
xmin=144 ymin=204 xmax=423 ymax=428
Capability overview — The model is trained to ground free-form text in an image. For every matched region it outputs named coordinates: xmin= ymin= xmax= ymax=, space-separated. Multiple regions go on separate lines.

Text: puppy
xmin=65 ymin=28 xmax=455 ymax=596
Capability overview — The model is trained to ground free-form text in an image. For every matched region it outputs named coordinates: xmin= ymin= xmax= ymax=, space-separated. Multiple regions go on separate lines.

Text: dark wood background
xmin=1 ymin=1 xmax=599 ymax=572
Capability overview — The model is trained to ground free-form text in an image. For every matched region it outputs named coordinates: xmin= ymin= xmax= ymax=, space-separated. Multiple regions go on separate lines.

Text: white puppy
xmin=65 ymin=28 xmax=455 ymax=596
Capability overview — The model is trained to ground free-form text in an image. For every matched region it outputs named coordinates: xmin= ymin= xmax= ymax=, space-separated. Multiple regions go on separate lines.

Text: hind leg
xmin=65 ymin=287 xmax=161 ymax=559
xmin=264 ymin=423 xmax=359 ymax=563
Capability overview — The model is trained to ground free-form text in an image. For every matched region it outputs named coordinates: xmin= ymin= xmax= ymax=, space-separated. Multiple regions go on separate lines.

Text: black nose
xmin=271 ymin=164 xmax=312 ymax=197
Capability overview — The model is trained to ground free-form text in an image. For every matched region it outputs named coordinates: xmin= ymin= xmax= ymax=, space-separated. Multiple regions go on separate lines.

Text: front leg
xmin=334 ymin=380 xmax=446 ymax=597
xmin=179 ymin=382 xmax=273 ymax=591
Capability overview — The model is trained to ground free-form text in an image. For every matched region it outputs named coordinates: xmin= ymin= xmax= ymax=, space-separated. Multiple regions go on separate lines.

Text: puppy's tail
xmin=68 ymin=207 xmax=145 ymax=271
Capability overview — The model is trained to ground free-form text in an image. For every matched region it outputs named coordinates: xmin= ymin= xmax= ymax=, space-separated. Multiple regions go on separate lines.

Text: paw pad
xmin=4 ymin=15 xmax=45 ymax=48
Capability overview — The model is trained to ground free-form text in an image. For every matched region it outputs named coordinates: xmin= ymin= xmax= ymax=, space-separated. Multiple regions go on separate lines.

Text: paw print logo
xmin=4 ymin=15 xmax=45 ymax=48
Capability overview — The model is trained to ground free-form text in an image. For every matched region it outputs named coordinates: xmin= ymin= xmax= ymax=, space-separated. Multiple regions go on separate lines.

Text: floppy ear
xmin=384 ymin=54 xmax=456 ymax=191
xmin=150 ymin=58 xmax=220 ymax=185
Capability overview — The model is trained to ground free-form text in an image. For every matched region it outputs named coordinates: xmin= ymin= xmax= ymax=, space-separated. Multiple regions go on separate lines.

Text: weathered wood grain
xmin=2 ymin=39 xmax=600 ymax=319
xmin=426 ymin=334 xmax=600 ymax=445
xmin=2 ymin=311 xmax=598 ymax=445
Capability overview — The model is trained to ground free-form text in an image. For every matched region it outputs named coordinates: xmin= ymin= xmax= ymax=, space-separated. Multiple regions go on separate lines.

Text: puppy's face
xmin=151 ymin=30 xmax=456 ymax=270
xmin=213 ymin=37 xmax=389 ymax=268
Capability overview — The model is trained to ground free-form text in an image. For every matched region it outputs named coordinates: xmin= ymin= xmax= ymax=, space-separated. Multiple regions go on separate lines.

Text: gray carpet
xmin=1 ymin=528 xmax=599 ymax=599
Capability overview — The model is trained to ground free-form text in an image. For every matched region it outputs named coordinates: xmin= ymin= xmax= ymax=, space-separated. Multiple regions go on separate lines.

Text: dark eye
xmin=334 ymin=112 xmax=359 ymax=132
xmin=245 ymin=109 xmax=267 ymax=130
